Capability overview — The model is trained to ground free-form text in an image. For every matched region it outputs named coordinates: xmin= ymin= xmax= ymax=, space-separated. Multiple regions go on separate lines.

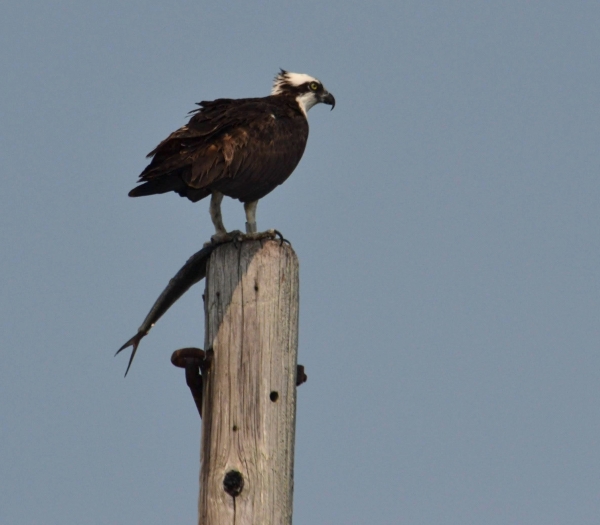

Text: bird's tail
xmin=128 ymin=179 xmax=183 ymax=197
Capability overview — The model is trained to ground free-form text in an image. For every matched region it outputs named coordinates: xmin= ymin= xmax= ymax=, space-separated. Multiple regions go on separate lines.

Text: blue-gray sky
xmin=2 ymin=1 xmax=600 ymax=524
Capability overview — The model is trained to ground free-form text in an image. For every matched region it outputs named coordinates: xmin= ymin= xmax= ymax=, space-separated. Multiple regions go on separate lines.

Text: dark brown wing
xmin=129 ymin=96 xmax=309 ymax=203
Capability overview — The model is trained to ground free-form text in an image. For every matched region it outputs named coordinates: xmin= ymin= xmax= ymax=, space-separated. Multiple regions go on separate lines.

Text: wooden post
xmin=199 ymin=239 xmax=299 ymax=525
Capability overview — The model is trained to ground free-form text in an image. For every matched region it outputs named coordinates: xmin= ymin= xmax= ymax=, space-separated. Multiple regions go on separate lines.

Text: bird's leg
xmin=242 ymin=200 xmax=289 ymax=244
xmin=210 ymin=191 xmax=227 ymax=238
xmin=206 ymin=191 xmax=243 ymax=245
xmin=244 ymin=200 xmax=258 ymax=234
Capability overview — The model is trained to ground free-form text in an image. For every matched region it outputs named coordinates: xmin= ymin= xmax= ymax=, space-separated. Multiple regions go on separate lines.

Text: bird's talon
xmin=272 ymin=229 xmax=290 ymax=246
xmin=210 ymin=233 xmax=228 ymax=244
xmin=210 ymin=230 xmax=244 ymax=245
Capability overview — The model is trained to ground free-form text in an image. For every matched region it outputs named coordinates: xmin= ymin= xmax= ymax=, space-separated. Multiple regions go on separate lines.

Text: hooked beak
xmin=321 ymin=91 xmax=336 ymax=110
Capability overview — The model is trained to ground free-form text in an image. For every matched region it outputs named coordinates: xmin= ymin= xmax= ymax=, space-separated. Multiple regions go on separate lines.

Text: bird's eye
xmin=309 ymin=82 xmax=319 ymax=91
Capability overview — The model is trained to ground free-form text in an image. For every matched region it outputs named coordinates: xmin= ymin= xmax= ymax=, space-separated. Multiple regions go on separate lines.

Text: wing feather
xmin=130 ymin=96 xmax=308 ymax=203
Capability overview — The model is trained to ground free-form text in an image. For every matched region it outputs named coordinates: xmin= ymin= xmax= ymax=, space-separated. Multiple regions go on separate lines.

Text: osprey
xmin=129 ymin=70 xmax=335 ymax=238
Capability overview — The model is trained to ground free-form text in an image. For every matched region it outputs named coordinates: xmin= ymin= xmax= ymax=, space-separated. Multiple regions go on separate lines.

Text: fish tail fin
xmin=115 ymin=332 xmax=146 ymax=377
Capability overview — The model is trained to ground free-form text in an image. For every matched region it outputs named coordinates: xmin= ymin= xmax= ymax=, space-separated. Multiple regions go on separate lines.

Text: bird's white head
xmin=271 ymin=70 xmax=335 ymax=116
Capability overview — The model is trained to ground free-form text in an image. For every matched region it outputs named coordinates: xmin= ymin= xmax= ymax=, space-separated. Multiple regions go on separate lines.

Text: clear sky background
xmin=2 ymin=1 xmax=600 ymax=524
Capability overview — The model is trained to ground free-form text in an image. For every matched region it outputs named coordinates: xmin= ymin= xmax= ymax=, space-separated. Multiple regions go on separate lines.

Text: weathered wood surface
xmin=199 ymin=239 xmax=300 ymax=525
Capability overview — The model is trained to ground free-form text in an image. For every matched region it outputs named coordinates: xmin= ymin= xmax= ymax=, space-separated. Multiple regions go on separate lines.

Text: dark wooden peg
xmin=296 ymin=364 xmax=307 ymax=386
xmin=171 ymin=347 xmax=208 ymax=418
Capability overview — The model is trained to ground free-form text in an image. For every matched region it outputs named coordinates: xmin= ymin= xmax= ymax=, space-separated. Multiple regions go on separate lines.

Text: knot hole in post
xmin=223 ymin=470 xmax=244 ymax=498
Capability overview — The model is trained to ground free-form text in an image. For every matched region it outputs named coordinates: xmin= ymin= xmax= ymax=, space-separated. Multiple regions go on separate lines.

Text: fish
xmin=115 ymin=243 xmax=217 ymax=376
xmin=116 ymin=231 xmax=286 ymax=376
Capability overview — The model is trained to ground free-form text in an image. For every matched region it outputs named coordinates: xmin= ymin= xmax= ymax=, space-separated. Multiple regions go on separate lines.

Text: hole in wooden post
xmin=254 ymin=282 xmax=259 ymax=291
xmin=223 ymin=470 xmax=244 ymax=497
xmin=232 ymin=425 xmax=238 ymax=432
xmin=270 ymin=391 xmax=279 ymax=402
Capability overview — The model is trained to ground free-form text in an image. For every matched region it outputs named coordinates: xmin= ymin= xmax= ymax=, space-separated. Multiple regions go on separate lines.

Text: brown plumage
xmin=128 ymin=70 xmax=335 ymax=236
